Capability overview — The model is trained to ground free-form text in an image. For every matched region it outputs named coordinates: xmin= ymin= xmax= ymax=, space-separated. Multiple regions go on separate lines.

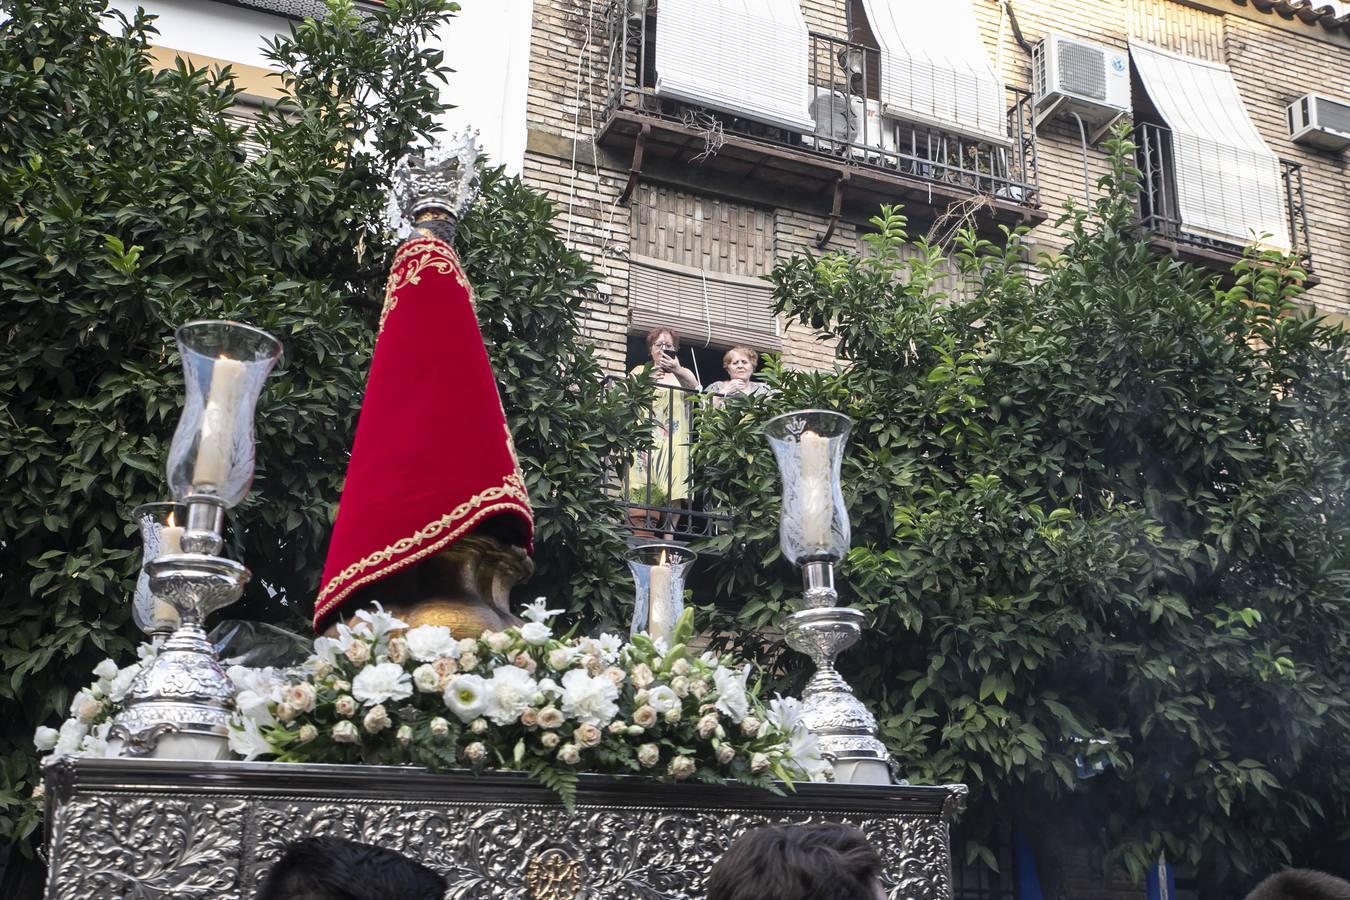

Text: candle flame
xmin=166 ymin=511 xmax=176 ymax=528
xmin=658 ymin=548 xmax=668 ymax=566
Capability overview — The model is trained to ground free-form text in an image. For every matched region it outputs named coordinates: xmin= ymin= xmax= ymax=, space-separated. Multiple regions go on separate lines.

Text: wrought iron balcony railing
xmin=611 ymin=380 xmax=732 ymax=544
xmin=601 ymin=5 xmax=1040 ymax=213
xmin=1135 ymin=122 xmax=1312 ymax=269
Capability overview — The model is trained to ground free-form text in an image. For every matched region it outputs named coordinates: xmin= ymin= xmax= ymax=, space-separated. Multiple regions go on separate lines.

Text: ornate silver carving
xmin=392 ymin=133 xmax=483 ymax=227
xmin=44 ymin=759 xmax=964 ymax=900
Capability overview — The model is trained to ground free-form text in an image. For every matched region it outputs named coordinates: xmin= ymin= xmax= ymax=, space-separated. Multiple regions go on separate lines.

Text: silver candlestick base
xmin=111 ymin=510 xmax=249 ymax=760
xmin=785 ymin=560 xmax=892 ymax=784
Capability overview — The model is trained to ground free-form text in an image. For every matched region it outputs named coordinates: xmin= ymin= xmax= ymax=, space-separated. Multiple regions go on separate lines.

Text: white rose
xmin=630 ymin=663 xmax=654 ymax=689
xmin=396 ymin=725 xmax=414 ymax=746
xmin=298 ymin=724 xmax=319 ymax=743
xmin=344 ymin=640 xmax=371 ymax=666
xmin=633 ymin=706 xmax=657 ymax=729
xmin=690 ymin=679 xmax=709 ymax=699
xmin=557 ymin=743 xmax=581 ymax=765
xmin=276 ymin=702 xmax=298 ymax=723
xmin=385 ymin=637 xmax=409 ymax=665
xmin=351 ymin=662 xmax=413 ymax=705
xmin=413 ymin=665 xmax=442 ymax=693
xmin=335 ymin=695 xmax=358 ymax=717
xmin=741 ymin=716 xmax=762 ymax=738
xmin=573 ymin=723 xmax=603 ymax=748
xmin=406 ymin=625 xmax=459 ymax=662
xmin=443 ymin=674 xmax=488 ymax=723
xmin=77 ymin=697 xmax=102 ymax=724
xmin=603 ymin=666 xmax=626 ymax=686
xmin=717 ymin=744 xmax=736 ymax=765
xmin=537 ymin=707 xmax=565 ymax=730
xmin=637 ymin=743 xmax=660 ymax=768
xmin=459 ymin=652 xmax=479 ymax=671
xmin=671 ymin=658 xmax=690 ymax=676
xmin=512 ymin=652 xmax=538 ymax=674
xmin=484 ymin=631 xmax=512 ymax=653
xmin=470 ymin=717 xmax=489 ymax=735
xmin=670 ymin=676 xmax=690 ymax=698
xmin=93 ymin=659 xmax=118 ymax=682
xmin=663 ymin=708 xmax=681 ymax=724
xmin=362 ymin=704 xmax=391 ymax=733
xmin=668 ymin=756 xmax=696 ymax=779
xmin=464 ymin=741 xmax=488 ymax=764
xmin=429 ymin=717 xmax=450 ymax=738
xmin=540 ymin=731 xmax=561 ymax=749
xmin=521 ymin=708 xmax=540 ymax=728
xmin=519 ymin=621 xmax=552 ymax=646
xmin=559 ymin=668 xmax=620 ymax=727
xmin=646 ymin=685 xmax=680 ymax=714
xmin=697 ymin=713 xmax=720 ymax=739
xmin=547 ymin=648 xmax=575 ymax=670
xmin=457 ymin=638 xmax=478 ymax=656
xmin=713 ymin=665 xmax=751 ymax=723
xmin=69 ymin=690 xmax=93 ymax=718
xmin=432 ymin=657 xmax=459 ymax=680
xmin=750 ymin=752 xmax=771 ymax=773
xmin=332 ymin=720 xmax=359 ymax=743
xmin=286 ymin=683 xmax=318 ymax=714
xmin=484 ymin=666 xmax=538 ymax=726
xmin=608 ymin=721 xmax=627 ymax=735
xmin=34 ymin=726 xmax=59 ymax=753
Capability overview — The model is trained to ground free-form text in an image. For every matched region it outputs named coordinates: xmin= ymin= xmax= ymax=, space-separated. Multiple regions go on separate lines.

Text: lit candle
xmin=154 ymin=513 xmax=183 ymax=628
xmin=648 ymin=549 xmax=673 ymax=644
xmin=191 ymin=356 xmax=246 ymax=489
xmin=799 ymin=430 xmax=832 ymax=552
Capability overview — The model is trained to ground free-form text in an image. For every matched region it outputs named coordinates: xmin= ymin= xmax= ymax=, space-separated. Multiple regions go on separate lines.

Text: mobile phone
xmin=662 ymin=347 xmax=678 ymax=360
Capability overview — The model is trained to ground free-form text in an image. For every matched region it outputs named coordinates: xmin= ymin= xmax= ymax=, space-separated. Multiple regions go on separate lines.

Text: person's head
xmin=1245 ymin=870 xmax=1350 ymax=900
xmin=722 ymin=346 xmax=759 ymax=382
xmin=254 ymin=835 xmax=447 ymax=900
xmin=706 ymin=823 xmax=886 ymax=900
xmin=646 ymin=327 xmax=679 ymax=364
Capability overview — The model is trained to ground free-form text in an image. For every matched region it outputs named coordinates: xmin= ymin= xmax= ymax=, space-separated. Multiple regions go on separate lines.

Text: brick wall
xmin=522 ymin=0 xmax=1350 ymax=381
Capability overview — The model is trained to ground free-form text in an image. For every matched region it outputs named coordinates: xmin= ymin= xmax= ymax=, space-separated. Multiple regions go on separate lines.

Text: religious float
xmin=37 ymin=140 xmax=966 ymax=899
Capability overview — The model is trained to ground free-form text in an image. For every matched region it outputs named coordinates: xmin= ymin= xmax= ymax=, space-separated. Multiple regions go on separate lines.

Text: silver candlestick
xmin=111 ymin=321 xmax=280 ymax=760
xmin=765 ymin=410 xmax=891 ymax=785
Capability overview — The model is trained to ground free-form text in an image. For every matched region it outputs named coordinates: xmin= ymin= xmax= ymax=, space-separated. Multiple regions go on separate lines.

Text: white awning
xmin=858 ymin=0 xmax=1006 ymax=142
xmin=655 ymin=0 xmax=814 ymax=133
xmin=1131 ymin=42 xmax=1290 ymax=251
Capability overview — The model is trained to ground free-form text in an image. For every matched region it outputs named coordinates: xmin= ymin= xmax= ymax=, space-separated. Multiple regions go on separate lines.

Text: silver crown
xmin=391 ymin=131 xmax=482 ymax=225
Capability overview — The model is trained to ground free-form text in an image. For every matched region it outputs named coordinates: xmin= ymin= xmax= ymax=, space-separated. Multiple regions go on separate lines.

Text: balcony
xmin=599 ymin=6 xmax=1045 ymax=245
xmin=1135 ymin=122 xmax=1314 ymax=275
xmin=609 ymin=381 xmax=732 ymax=546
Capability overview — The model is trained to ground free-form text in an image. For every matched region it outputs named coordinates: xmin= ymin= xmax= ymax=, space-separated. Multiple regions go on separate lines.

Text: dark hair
xmin=254 ymin=836 xmax=447 ymax=900
xmin=646 ymin=326 xmax=680 ymax=349
xmin=706 ymin=823 xmax=884 ymax=900
xmin=1245 ymin=870 xmax=1350 ymax=900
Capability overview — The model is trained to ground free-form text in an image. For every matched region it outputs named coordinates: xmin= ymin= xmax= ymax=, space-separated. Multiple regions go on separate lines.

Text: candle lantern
xmin=130 ymin=501 xmax=187 ymax=639
xmin=765 ymin=410 xmax=892 ymax=785
xmin=625 ymin=542 xmax=697 ymax=647
xmin=112 ymin=320 xmax=280 ymax=761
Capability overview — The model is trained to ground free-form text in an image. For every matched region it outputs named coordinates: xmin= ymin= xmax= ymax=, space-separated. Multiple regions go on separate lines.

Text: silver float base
xmin=42 ymin=757 xmax=966 ymax=900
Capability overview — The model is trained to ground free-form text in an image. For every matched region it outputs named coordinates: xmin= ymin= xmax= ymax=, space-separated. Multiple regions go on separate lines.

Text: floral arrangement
xmin=33 ymin=645 xmax=156 ymax=761
xmin=227 ymin=600 xmax=830 ymax=806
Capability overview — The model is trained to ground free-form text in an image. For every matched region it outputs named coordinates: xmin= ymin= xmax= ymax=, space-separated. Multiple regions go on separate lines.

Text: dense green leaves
xmin=0 ymin=0 xmax=645 ymax=848
xmin=694 ymin=131 xmax=1350 ymax=893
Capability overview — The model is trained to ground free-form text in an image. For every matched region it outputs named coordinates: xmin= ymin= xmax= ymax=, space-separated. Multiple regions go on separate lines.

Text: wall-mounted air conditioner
xmin=1032 ymin=33 xmax=1130 ymax=141
xmin=1288 ymin=93 xmax=1350 ymax=152
xmin=808 ymin=88 xmax=896 ymax=153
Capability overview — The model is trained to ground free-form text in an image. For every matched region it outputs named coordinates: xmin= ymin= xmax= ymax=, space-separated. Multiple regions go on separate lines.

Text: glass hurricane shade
xmin=131 ymin=501 xmax=188 ymax=634
xmin=625 ymin=543 xmax=697 ymax=646
xmin=166 ymin=321 xmax=282 ymax=508
xmin=765 ymin=410 xmax=852 ymax=565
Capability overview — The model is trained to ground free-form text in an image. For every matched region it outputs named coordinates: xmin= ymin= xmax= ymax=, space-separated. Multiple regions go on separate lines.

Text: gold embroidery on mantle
xmin=525 ymin=849 xmax=583 ymax=900
xmin=377 ymin=237 xmax=475 ymax=335
xmin=315 ymin=471 xmax=530 ymax=617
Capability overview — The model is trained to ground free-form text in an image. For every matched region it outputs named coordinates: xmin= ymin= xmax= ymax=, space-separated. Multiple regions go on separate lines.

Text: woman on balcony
xmin=705 ymin=345 xmax=770 ymax=406
xmin=628 ymin=327 xmax=699 ymax=536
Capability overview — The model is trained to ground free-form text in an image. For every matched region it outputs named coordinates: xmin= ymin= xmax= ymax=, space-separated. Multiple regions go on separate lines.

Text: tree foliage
xmin=694 ymin=131 xmax=1350 ymax=893
xmin=0 ymin=0 xmax=646 ymax=846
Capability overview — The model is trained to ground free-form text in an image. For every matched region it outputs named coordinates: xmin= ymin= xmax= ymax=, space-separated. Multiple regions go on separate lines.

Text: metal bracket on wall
xmin=817 ymin=171 xmax=849 ymax=250
xmin=619 ymin=123 xmax=651 ymax=205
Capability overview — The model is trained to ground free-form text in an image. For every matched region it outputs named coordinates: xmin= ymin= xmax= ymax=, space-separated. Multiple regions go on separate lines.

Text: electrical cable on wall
xmin=1068 ymin=111 xmax=1091 ymax=205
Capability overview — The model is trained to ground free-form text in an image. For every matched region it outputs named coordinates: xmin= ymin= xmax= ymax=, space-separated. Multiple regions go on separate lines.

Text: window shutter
xmin=858 ymin=0 xmax=1006 ymax=142
xmin=1131 ymin=42 xmax=1290 ymax=251
xmin=629 ymin=256 xmax=782 ymax=352
xmin=654 ymin=0 xmax=815 ymax=132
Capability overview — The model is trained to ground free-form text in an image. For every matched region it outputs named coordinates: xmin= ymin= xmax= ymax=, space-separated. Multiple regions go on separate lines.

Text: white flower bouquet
xmin=227 ymin=600 xmax=831 ymax=806
xmin=34 ymin=645 xmax=156 ymax=762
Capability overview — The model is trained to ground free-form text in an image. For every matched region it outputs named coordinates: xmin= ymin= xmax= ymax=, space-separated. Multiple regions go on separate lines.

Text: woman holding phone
xmin=628 ymin=327 xmax=698 ymax=535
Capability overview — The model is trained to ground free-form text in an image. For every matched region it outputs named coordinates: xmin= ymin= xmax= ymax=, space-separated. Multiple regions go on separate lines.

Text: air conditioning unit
xmin=1032 ymin=33 xmax=1130 ymax=140
xmin=1288 ymin=93 xmax=1350 ymax=152
xmin=808 ymin=88 xmax=896 ymax=153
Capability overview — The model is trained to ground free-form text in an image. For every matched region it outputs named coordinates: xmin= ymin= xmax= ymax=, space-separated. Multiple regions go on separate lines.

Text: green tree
xmin=0 ymin=0 xmax=647 ymax=851
xmin=694 ymin=132 xmax=1350 ymax=895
